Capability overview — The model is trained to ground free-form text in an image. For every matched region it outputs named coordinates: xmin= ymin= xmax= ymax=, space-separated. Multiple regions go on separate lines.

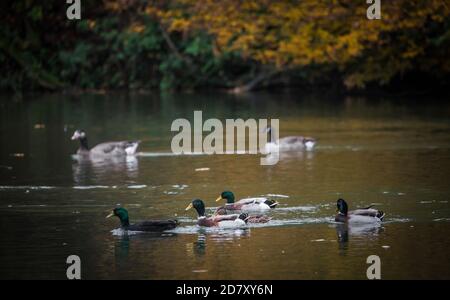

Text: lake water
xmin=0 ymin=92 xmax=449 ymax=279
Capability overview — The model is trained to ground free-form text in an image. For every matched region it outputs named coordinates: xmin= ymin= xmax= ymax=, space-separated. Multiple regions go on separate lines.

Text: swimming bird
xmin=214 ymin=191 xmax=278 ymax=215
xmin=186 ymin=199 xmax=270 ymax=227
xmin=71 ymin=129 xmax=140 ymax=156
xmin=106 ymin=207 xmax=179 ymax=231
xmin=335 ymin=198 xmax=385 ymax=224
xmin=263 ymin=126 xmax=316 ymax=152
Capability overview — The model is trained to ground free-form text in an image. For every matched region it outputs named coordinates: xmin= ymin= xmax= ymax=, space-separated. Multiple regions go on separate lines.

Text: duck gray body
xmin=84 ymin=141 xmax=140 ymax=156
xmin=186 ymin=199 xmax=271 ymax=227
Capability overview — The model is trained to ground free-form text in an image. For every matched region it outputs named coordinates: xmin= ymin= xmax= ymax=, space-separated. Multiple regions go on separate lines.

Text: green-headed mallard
xmin=72 ymin=130 xmax=140 ymax=156
xmin=186 ymin=199 xmax=270 ymax=228
xmin=106 ymin=207 xmax=178 ymax=231
xmin=335 ymin=198 xmax=385 ymax=224
xmin=215 ymin=191 xmax=278 ymax=215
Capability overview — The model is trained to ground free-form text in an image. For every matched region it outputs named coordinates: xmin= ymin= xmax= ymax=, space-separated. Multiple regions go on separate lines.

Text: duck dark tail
xmin=362 ymin=204 xmax=375 ymax=209
xmin=264 ymin=200 xmax=279 ymax=208
xmin=377 ymin=211 xmax=385 ymax=221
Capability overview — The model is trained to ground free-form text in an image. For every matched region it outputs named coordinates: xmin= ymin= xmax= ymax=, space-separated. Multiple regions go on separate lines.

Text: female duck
xmin=106 ymin=207 xmax=179 ymax=231
xmin=215 ymin=191 xmax=278 ymax=215
xmin=71 ymin=129 xmax=140 ymax=156
xmin=263 ymin=126 xmax=316 ymax=152
xmin=335 ymin=198 xmax=385 ymax=224
xmin=186 ymin=199 xmax=270 ymax=228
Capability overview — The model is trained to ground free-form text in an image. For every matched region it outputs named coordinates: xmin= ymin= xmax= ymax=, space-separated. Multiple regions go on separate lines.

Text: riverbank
xmin=2 ymin=1 xmax=449 ymax=94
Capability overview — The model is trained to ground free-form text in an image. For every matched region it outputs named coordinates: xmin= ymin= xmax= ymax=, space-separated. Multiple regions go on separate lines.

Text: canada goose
xmin=71 ymin=129 xmax=140 ymax=156
xmin=263 ymin=126 xmax=316 ymax=152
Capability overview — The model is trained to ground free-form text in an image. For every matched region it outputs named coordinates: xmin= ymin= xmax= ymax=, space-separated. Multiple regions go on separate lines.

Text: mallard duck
xmin=71 ymin=129 xmax=140 ymax=156
xmin=214 ymin=191 xmax=278 ymax=215
xmin=263 ymin=126 xmax=316 ymax=152
xmin=335 ymin=198 xmax=385 ymax=223
xmin=185 ymin=199 xmax=271 ymax=227
xmin=106 ymin=207 xmax=179 ymax=231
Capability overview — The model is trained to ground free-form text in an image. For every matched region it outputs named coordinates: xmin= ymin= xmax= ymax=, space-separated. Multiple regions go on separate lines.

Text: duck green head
xmin=215 ymin=191 xmax=235 ymax=204
xmin=185 ymin=199 xmax=206 ymax=217
xmin=336 ymin=198 xmax=348 ymax=216
xmin=106 ymin=207 xmax=130 ymax=227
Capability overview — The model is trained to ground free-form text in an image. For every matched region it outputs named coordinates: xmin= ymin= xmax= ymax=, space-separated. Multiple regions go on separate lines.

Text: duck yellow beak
xmin=215 ymin=196 xmax=223 ymax=202
xmin=185 ymin=203 xmax=193 ymax=211
xmin=106 ymin=212 xmax=114 ymax=219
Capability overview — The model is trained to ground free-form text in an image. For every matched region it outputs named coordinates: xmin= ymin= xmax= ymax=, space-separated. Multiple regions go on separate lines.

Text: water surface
xmin=0 ymin=92 xmax=449 ymax=279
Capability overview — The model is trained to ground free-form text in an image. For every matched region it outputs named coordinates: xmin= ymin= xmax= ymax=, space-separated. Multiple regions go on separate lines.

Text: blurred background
xmin=1 ymin=1 xmax=450 ymax=280
xmin=1 ymin=0 xmax=449 ymax=93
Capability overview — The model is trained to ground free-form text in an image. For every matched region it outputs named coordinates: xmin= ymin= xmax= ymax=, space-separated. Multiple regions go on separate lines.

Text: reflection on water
xmin=335 ymin=223 xmax=384 ymax=252
xmin=264 ymin=150 xmax=315 ymax=165
xmin=0 ymin=92 xmax=449 ymax=279
xmin=115 ymin=234 xmax=130 ymax=262
xmin=72 ymin=155 xmax=139 ymax=184
xmin=193 ymin=233 xmax=206 ymax=256
xmin=185 ymin=229 xmax=251 ymax=259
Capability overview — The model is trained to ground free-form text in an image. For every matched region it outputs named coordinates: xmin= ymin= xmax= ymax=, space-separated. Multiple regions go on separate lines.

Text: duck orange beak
xmin=185 ymin=203 xmax=193 ymax=211
xmin=215 ymin=196 xmax=223 ymax=202
xmin=106 ymin=212 xmax=114 ymax=219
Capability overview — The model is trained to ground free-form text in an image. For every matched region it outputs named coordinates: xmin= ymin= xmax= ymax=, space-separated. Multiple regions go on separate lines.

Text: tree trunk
xmin=159 ymin=24 xmax=194 ymax=67
xmin=231 ymin=68 xmax=280 ymax=93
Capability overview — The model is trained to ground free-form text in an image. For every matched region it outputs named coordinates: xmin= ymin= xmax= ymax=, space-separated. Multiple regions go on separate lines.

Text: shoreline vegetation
xmin=1 ymin=1 xmax=449 ymax=94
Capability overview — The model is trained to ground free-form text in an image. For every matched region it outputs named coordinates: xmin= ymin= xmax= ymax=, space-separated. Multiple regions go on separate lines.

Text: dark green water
xmin=0 ymin=92 xmax=449 ymax=279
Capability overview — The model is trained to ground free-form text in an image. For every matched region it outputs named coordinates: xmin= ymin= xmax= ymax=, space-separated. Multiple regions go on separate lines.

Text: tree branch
xmin=158 ymin=23 xmax=194 ymax=66
xmin=230 ymin=68 xmax=281 ymax=93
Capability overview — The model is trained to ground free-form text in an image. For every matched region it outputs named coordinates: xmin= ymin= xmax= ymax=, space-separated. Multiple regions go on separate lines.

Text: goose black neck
xmin=267 ymin=127 xmax=275 ymax=143
xmin=79 ymin=137 xmax=89 ymax=150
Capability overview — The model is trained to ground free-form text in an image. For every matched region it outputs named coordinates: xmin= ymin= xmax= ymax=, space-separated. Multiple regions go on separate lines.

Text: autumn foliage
xmin=1 ymin=0 xmax=449 ymax=92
